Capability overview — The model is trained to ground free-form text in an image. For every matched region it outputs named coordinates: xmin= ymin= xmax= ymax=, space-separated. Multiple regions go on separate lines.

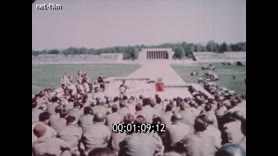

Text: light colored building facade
xmin=138 ymin=48 xmax=174 ymax=61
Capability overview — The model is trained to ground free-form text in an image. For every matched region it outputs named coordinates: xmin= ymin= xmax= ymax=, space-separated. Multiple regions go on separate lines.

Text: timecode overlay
xmin=112 ymin=124 xmax=166 ymax=133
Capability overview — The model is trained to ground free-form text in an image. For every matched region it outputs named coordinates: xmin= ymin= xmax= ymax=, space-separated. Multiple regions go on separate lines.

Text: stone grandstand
xmin=193 ymin=52 xmax=246 ymax=63
xmin=32 ymin=53 xmax=124 ymax=64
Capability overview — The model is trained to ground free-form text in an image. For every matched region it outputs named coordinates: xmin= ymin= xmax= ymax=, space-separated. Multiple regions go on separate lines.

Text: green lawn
xmin=171 ymin=63 xmax=246 ymax=95
xmin=32 ymin=64 xmax=141 ymax=95
xmin=32 ymin=63 xmax=246 ymax=96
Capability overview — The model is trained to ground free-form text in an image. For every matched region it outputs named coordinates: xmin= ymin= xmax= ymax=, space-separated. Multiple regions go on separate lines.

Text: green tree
xmin=206 ymin=41 xmax=217 ymax=52
xmin=48 ymin=49 xmax=60 ymax=54
xmin=173 ymin=47 xmax=185 ymax=59
xmin=32 ymin=50 xmax=39 ymax=56
xmin=218 ymin=42 xmax=228 ymax=53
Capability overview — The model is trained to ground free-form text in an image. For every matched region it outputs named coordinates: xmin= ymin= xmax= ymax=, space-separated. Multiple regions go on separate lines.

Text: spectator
xmin=79 ymin=106 xmax=94 ymax=132
xmin=203 ymin=114 xmax=222 ymax=148
xmin=57 ymin=116 xmax=83 ymax=156
xmin=179 ymin=102 xmax=195 ymax=129
xmin=118 ymin=100 xmax=130 ymax=118
xmin=46 ymin=96 xmax=59 ymax=115
xmin=32 ymin=124 xmax=71 ymax=156
xmin=32 ymin=112 xmax=57 ymax=144
xmin=215 ymin=143 xmax=245 ymax=156
xmin=119 ymin=115 xmax=164 ymax=156
xmin=49 ymin=105 xmax=62 ymax=127
xmin=161 ymin=104 xmax=174 ymax=128
xmin=82 ymin=113 xmax=111 ymax=153
xmin=222 ymin=111 xmax=244 ymax=144
xmin=166 ymin=113 xmax=191 ymax=147
xmin=88 ymin=147 xmax=112 ymax=156
xmin=32 ymin=100 xmax=43 ymax=123
xmin=68 ymin=102 xmax=83 ymax=121
xmin=237 ymin=118 xmax=246 ymax=152
xmin=174 ymin=114 xmax=217 ymax=156
xmin=134 ymin=103 xmax=143 ymax=116
xmin=107 ymin=105 xmax=122 ymax=127
xmin=51 ymin=109 xmax=68 ymax=132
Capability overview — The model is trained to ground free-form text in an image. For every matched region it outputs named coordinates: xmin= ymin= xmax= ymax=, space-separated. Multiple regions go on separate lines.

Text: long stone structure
xmin=138 ymin=48 xmax=174 ymax=61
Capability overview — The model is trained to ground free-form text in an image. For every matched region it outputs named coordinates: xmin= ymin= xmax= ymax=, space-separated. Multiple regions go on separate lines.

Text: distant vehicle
xmin=204 ymin=72 xmax=219 ymax=81
xmin=202 ymin=64 xmax=216 ymax=70
xmin=236 ymin=61 xmax=244 ymax=66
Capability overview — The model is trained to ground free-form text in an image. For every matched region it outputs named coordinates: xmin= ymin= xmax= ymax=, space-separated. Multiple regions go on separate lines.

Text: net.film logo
xmin=33 ymin=1 xmax=62 ymax=11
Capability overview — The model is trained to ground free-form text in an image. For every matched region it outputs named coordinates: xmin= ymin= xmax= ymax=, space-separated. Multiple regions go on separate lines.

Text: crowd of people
xmin=32 ymin=70 xmax=246 ymax=156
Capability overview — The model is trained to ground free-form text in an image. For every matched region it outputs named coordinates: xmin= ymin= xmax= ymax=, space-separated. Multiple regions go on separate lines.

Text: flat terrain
xmin=32 ymin=64 xmax=141 ymax=94
xmin=32 ymin=62 xmax=246 ymax=96
xmin=171 ymin=62 xmax=246 ymax=95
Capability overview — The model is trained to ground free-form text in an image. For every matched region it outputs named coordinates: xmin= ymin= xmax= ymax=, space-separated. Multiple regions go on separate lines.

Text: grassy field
xmin=171 ymin=63 xmax=246 ymax=95
xmin=32 ymin=63 xmax=246 ymax=96
xmin=32 ymin=64 xmax=141 ymax=94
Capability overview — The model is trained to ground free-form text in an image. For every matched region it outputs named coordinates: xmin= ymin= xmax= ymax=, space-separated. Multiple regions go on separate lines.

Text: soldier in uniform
xmin=76 ymin=79 xmax=85 ymax=94
xmin=106 ymin=105 xmax=122 ymax=130
xmin=153 ymin=95 xmax=164 ymax=117
xmin=46 ymin=96 xmax=59 ymax=115
xmin=88 ymin=148 xmax=113 ymax=156
xmin=51 ymin=109 xmax=68 ymax=132
xmin=68 ymin=102 xmax=83 ymax=121
xmin=118 ymin=100 xmax=130 ymax=118
xmin=189 ymin=101 xmax=201 ymax=117
xmin=57 ymin=116 xmax=83 ymax=156
xmin=82 ymin=113 xmax=111 ymax=153
xmin=32 ymin=100 xmax=43 ymax=123
xmin=92 ymin=98 xmax=109 ymax=115
xmin=32 ymin=112 xmax=57 ymax=144
xmin=119 ymin=80 xmax=128 ymax=96
xmin=134 ymin=103 xmax=143 ymax=117
xmin=222 ymin=111 xmax=244 ymax=144
xmin=174 ymin=114 xmax=217 ymax=156
xmin=237 ymin=118 xmax=246 ymax=152
xmin=109 ymin=114 xmax=131 ymax=154
xmin=203 ymin=104 xmax=218 ymax=128
xmin=166 ymin=113 xmax=192 ymax=148
xmin=179 ymin=102 xmax=195 ymax=129
xmin=97 ymin=74 xmax=105 ymax=92
xmin=215 ymin=143 xmax=245 ymax=156
xmin=78 ymin=106 xmax=94 ymax=132
xmin=141 ymin=98 xmax=159 ymax=123
xmin=215 ymin=102 xmax=227 ymax=119
xmin=203 ymin=114 xmax=222 ymax=148
xmin=161 ymin=104 xmax=174 ymax=128
xmin=32 ymin=124 xmax=71 ymax=156
xmin=49 ymin=105 xmax=62 ymax=127
xmin=119 ymin=115 xmax=164 ymax=156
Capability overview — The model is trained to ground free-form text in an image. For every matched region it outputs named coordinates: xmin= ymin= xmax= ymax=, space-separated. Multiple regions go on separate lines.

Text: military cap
xmin=171 ymin=113 xmax=183 ymax=122
xmin=93 ymin=112 xmax=106 ymax=122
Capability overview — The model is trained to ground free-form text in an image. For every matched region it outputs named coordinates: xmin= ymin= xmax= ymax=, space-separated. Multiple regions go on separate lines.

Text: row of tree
xmin=32 ymin=41 xmax=246 ymax=60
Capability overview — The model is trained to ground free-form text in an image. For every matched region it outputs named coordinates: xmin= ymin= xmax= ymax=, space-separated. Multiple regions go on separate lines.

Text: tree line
xmin=32 ymin=41 xmax=246 ymax=60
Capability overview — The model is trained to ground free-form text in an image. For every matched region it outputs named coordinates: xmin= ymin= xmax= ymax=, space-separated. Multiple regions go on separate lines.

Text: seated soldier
xmin=173 ymin=114 xmax=217 ymax=156
xmin=215 ymin=143 xmax=245 ymax=156
xmin=32 ymin=124 xmax=70 ymax=156
xmin=119 ymin=115 xmax=164 ymax=156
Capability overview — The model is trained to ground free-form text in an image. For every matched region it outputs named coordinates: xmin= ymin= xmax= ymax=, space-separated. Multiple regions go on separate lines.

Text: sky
xmin=32 ymin=0 xmax=246 ymax=50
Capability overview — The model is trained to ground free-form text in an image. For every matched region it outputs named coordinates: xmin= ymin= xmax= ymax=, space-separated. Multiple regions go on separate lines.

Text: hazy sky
xmin=32 ymin=0 xmax=246 ymax=50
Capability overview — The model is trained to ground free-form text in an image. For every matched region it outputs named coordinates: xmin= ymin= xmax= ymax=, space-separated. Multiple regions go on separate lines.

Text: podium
xmin=156 ymin=82 xmax=164 ymax=92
